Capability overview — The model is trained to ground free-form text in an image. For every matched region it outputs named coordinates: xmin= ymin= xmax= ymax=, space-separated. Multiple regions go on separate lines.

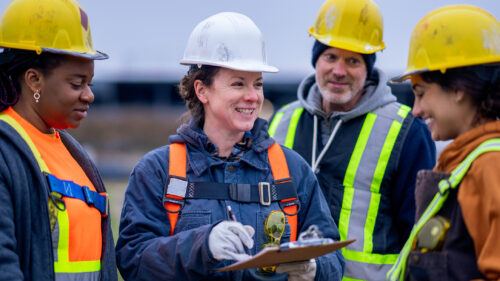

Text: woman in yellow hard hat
xmin=387 ymin=5 xmax=500 ymax=281
xmin=116 ymin=11 xmax=345 ymax=281
xmin=0 ymin=0 xmax=116 ymax=280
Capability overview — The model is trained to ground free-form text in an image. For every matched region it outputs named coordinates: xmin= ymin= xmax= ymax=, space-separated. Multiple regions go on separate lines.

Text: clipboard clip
xmin=279 ymin=225 xmax=333 ymax=251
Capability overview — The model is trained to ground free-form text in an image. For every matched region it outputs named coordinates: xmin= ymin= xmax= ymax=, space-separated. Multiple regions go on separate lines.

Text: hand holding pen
xmin=227 ymin=205 xmax=237 ymax=222
xmin=207 ymin=205 xmax=255 ymax=261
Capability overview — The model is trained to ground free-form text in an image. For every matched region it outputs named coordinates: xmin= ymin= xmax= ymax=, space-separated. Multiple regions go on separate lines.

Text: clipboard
xmin=216 ymin=239 xmax=355 ymax=272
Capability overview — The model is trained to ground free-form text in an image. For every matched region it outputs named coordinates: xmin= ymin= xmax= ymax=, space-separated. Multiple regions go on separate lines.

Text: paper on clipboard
xmin=216 ymin=239 xmax=355 ymax=272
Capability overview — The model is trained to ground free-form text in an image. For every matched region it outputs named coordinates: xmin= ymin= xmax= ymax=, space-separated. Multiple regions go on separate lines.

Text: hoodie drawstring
xmin=311 ymin=115 xmax=342 ymax=173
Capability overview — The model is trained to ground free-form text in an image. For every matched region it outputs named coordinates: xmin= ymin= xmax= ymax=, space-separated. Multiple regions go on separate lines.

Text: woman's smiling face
xmin=198 ymin=67 xmax=263 ymax=139
xmin=410 ymin=74 xmax=477 ymax=141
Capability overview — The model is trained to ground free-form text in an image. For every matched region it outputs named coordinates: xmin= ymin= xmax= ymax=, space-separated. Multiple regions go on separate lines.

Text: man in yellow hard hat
xmin=269 ymin=0 xmax=436 ymax=279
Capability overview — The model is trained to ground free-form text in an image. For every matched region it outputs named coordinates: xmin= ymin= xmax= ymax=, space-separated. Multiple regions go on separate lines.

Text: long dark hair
xmin=421 ymin=64 xmax=500 ymax=123
xmin=178 ymin=65 xmax=220 ymax=124
xmin=0 ymin=49 xmax=62 ymax=111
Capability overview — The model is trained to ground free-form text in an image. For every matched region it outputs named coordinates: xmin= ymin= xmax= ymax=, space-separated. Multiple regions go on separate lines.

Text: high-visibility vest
xmin=163 ymin=142 xmax=299 ymax=241
xmin=387 ymin=138 xmax=500 ymax=281
xmin=270 ymin=101 xmax=413 ymax=281
xmin=0 ymin=113 xmax=105 ymax=280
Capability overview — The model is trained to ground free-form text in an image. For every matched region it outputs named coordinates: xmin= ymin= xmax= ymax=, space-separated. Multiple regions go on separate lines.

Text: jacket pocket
xmin=407 ymin=251 xmax=448 ymax=281
xmin=174 ymin=210 xmax=211 ymax=234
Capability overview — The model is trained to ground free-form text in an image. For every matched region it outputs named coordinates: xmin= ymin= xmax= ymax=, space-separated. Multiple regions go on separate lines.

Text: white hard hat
xmin=180 ymin=12 xmax=278 ymax=73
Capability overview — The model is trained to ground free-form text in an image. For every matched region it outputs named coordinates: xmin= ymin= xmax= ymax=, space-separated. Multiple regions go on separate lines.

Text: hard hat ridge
xmin=180 ymin=12 xmax=278 ymax=73
xmin=0 ymin=0 xmax=107 ymax=60
xmin=309 ymin=0 xmax=385 ymax=55
xmin=392 ymin=4 xmax=500 ymax=82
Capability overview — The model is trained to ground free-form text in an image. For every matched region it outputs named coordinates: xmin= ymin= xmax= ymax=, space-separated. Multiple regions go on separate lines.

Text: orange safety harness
xmin=163 ymin=142 xmax=299 ymax=241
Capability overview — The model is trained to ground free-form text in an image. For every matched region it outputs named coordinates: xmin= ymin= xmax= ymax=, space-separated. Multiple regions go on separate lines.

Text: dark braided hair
xmin=0 ymin=49 xmax=62 ymax=111
xmin=421 ymin=64 xmax=500 ymax=124
xmin=178 ymin=65 xmax=220 ymax=124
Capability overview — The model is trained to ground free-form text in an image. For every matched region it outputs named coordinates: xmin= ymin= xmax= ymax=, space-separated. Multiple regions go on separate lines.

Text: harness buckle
xmin=279 ymin=198 xmax=301 ymax=216
xmin=259 ymin=182 xmax=271 ymax=206
xmin=49 ymin=192 xmax=66 ymax=211
xmin=438 ymin=179 xmax=452 ymax=196
xmin=229 ymin=183 xmax=252 ymax=202
xmin=101 ymin=193 xmax=109 ymax=218
xmin=163 ymin=176 xmax=188 ymax=214
xmin=163 ymin=195 xmax=185 ymax=214
xmin=82 ymin=185 xmax=94 ymax=206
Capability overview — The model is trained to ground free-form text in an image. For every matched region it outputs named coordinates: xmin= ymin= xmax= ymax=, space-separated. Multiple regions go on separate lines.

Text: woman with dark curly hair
xmin=116 ymin=11 xmax=345 ymax=281
xmin=387 ymin=5 xmax=500 ymax=281
xmin=0 ymin=0 xmax=116 ymax=280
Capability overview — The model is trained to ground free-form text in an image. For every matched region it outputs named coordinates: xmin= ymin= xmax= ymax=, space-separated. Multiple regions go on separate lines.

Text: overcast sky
xmin=2 ymin=0 xmax=500 ymax=82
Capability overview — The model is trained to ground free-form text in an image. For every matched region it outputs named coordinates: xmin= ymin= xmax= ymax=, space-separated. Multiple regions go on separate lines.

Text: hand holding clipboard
xmin=216 ymin=225 xmax=355 ymax=272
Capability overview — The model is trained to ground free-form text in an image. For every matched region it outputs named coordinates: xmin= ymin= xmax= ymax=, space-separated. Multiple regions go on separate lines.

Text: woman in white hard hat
xmin=116 ymin=12 xmax=345 ymax=280
xmin=387 ymin=5 xmax=500 ymax=281
xmin=0 ymin=0 xmax=116 ymax=281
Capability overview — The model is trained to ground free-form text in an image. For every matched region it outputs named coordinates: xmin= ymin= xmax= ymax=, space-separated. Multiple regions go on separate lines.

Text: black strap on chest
xmin=163 ymin=176 xmax=299 ymax=213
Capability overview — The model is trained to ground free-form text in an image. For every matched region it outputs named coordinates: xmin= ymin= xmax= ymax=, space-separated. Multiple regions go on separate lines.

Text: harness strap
xmin=268 ymin=142 xmax=298 ymax=241
xmin=388 ymin=138 xmax=500 ymax=281
xmin=164 ymin=181 xmax=297 ymax=204
xmin=46 ymin=173 xmax=108 ymax=215
xmin=164 ymin=143 xmax=186 ymax=235
xmin=164 ymin=142 xmax=299 ymax=240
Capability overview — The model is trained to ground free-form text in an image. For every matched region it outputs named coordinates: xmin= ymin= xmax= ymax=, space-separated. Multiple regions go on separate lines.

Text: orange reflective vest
xmin=0 ymin=112 xmax=105 ymax=279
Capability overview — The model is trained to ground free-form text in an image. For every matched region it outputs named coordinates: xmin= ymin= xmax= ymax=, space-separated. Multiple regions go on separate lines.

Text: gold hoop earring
xmin=33 ymin=89 xmax=40 ymax=103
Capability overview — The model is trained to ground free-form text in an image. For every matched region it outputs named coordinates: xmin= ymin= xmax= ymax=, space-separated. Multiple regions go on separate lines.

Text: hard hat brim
xmin=180 ymin=60 xmax=278 ymax=73
xmin=43 ymin=48 xmax=109 ymax=60
xmin=390 ymin=68 xmax=431 ymax=83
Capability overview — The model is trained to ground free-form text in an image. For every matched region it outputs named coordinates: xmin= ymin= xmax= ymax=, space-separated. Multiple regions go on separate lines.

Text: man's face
xmin=315 ymin=47 xmax=368 ymax=113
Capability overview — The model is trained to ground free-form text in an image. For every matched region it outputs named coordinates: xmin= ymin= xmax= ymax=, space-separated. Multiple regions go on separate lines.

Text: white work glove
xmin=276 ymin=259 xmax=317 ymax=281
xmin=208 ymin=221 xmax=255 ymax=261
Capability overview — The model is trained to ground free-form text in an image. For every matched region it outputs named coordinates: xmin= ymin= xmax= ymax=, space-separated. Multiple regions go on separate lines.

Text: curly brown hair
xmin=421 ymin=64 xmax=500 ymax=124
xmin=178 ymin=65 xmax=220 ymax=124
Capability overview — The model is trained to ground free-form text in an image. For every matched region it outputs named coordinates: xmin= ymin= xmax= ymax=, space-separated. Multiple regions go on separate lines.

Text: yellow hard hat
xmin=309 ymin=0 xmax=385 ymax=54
xmin=393 ymin=5 xmax=500 ymax=82
xmin=0 ymin=0 xmax=107 ymax=60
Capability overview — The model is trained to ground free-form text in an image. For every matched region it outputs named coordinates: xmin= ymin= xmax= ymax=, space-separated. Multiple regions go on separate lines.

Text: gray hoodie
xmin=296 ymin=68 xmax=398 ymax=170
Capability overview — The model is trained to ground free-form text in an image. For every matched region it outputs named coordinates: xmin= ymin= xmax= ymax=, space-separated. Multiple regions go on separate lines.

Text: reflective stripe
xmin=285 ymin=108 xmax=304 ymax=149
xmin=0 ymin=113 xmax=101 ymax=275
xmin=343 ymin=248 xmax=398 ymax=265
xmin=0 ymin=113 xmax=49 ymax=172
xmin=340 ymin=113 xmax=376 ymax=243
xmin=341 ymin=104 xmax=408 ymax=280
xmin=268 ymin=102 xmax=304 ymax=149
xmin=54 ymin=209 xmax=101 ymax=273
xmin=364 ymin=120 xmax=402 ymax=253
xmin=55 ymin=271 xmax=100 ymax=281
xmin=388 ymin=138 xmax=500 ymax=281
xmin=344 ymin=257 xmax=395 ymax=281
xmin=268 ymin=111 xmax=283 ymax=138
xmin=397 ymin=105 xmax=411 ymax=119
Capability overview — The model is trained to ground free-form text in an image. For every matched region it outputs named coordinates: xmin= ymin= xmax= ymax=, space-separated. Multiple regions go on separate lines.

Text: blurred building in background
xmin=71 ymin=79 xmax=414 ymax=179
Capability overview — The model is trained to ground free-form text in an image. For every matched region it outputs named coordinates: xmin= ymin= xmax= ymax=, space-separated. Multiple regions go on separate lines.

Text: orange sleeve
xmin=458 ymin=152 xmax=500 ymax=280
